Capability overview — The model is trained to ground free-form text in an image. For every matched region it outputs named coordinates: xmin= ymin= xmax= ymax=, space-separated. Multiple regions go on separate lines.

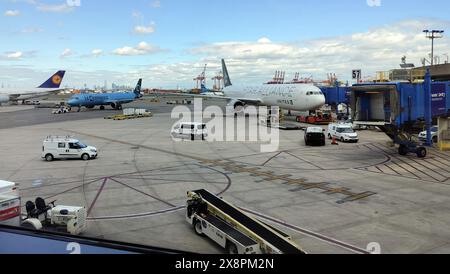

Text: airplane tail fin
xmin=221 ymin=59 xmax=232 ymax=87
xmin=37 ymin=70 xmax=66 ymax=88
xmin=200 ymin=83 xmax=208 ymax=94
xmin=134 ymin=79 xmax=143 ymax=98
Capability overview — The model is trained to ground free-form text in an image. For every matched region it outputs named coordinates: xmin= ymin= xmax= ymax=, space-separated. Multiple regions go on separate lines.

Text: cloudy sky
xmin=0 ymin=0 xmax=449 ymax=89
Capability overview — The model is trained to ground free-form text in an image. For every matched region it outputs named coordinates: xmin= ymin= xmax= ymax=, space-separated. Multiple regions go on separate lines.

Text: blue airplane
xmin=68 ymin=79 xmax=142 ymax=112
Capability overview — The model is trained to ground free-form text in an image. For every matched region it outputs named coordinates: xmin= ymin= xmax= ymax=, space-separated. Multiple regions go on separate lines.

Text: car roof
xmin=306 ymin=127 xmax=324 ymax=133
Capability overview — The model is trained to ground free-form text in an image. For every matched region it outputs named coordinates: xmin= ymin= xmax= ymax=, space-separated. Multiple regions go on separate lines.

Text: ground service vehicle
xmin=297 ymin=110 xmax=333 ymax=125
xmin=328 ymin=123 xmax=359 ymax=143
xmin=22 ymin=197 xmax=87 ymax=236
xmin=419 ymin=126 xmax=439 ymax=143
xmin=304 ymin=127 xmax=326 ymax=146
xmin=186 ymin=189 xmax=306 ymax=254
xmin=42 ymin=136 xmax=98 ymax=161
xmin=0 ymin=181 xmax=21 ymax=227
xmin=171 ymin=123 xmax=208 ymax=141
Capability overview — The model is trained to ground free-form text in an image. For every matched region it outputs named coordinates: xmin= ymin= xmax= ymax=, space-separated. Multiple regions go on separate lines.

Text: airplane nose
xmin=316 ymin=95 xmax=326 ymax=108
xmin=68 ymin=99 xmax=77 ymax=106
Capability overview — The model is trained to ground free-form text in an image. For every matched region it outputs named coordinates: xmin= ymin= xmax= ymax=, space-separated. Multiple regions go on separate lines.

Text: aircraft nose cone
xmin=316 ymin=95 xmax=326 ymax=108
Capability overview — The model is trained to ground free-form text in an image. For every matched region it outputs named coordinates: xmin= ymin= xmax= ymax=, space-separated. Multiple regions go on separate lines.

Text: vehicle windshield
xmin=337 ymin=128 xmax=355 ymax=133
xmin=76 ymin=142 xmax=87 ymax=149
xmin=2 ymin=0 xmax=448 ymax=258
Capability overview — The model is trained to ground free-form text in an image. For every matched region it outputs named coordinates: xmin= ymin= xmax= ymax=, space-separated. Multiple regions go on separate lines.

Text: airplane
xmin=157 ymin=59 xmax=325 ymax=112
xmin=200 ymin=83 xmax=224 ymax=96
xmin=0 ymin=71 xmax=66 ymax=105
xmin=67 ymin=79 xmax=143 ymax=112
xmin=219 ymin=59 xmax=325 ymax=112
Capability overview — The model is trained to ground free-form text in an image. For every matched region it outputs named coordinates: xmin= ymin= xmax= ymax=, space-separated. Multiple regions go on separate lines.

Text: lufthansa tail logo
xmin=52 ymin=75 xmax=62 ymax=85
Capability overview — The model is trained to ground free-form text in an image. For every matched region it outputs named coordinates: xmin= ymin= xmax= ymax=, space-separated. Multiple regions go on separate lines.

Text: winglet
xmin=38 ymin=71 xmax=66 ymax=89
xmin=221 ymin=59 xmax=232 ymax=87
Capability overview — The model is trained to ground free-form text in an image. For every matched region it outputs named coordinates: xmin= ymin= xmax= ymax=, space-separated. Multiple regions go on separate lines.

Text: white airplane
xmin=219 ymin=59 xmax=325 ymax=111
xmin=0 ymin=71 xmax=66 ymax=105
xmin=159 ymin=60 xmax=325 ymax=112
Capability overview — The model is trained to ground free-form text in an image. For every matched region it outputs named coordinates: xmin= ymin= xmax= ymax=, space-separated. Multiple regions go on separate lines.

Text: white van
xmin=171 ymin=122 xmax=208 ymax=140
xmin=328 ymin=123 xmax=359 ymax=143
xmin=42 ymin=136 xmax=98 ymax=162
xmin=0 ymin=180 xmax=21 ymax=227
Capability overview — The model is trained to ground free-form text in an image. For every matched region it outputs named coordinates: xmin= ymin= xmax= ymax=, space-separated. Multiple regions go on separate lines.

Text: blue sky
xmin=1 ymin=0 xmax=450 ymax=88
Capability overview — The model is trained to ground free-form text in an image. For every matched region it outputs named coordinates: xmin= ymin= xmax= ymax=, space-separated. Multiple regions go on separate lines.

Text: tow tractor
xmin=296 ymin=110 xmax=333 ymax=125
xmin=186 ymin=189 xmax=306 ymax=254
xmin=21 ymin=197 xmax=87 ymax=236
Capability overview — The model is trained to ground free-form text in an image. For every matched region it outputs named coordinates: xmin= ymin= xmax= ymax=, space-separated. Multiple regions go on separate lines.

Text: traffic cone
xmin=332 ymin=136 xmax=339 ymax=145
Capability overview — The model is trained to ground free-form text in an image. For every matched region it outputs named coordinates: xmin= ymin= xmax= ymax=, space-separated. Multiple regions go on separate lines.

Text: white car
xmin=419 ymin=126 xmax=438 ymax=143
xmin=328 ymin=123 xmax=359 ymax=143
xmin=171 ymin=122 xmax=208 ymax=140
xmin=42 ymin=136 xmax=98 ymax=161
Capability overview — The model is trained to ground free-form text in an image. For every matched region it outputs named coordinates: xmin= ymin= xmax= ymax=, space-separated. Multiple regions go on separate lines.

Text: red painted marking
xmin=87 ymin=177 xmax=108 ymax=217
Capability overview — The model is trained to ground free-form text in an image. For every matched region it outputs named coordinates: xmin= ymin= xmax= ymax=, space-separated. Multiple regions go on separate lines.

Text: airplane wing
xmin=151 ymin=92 xmax=263 ymax=105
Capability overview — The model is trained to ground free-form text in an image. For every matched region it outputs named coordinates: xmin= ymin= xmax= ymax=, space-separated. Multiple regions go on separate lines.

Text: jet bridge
xmin=350 ymin=70 xmax=450 ymax=157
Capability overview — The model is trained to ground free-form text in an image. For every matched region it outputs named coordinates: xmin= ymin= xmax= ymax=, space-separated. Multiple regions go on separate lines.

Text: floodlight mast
xmin=423 ymin=30 xmax=444 ymax=66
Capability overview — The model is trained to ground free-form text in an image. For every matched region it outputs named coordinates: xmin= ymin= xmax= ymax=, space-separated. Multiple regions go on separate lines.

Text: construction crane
xmin=266 ymin=71 xmax=285 ymax=84
xmin=193 ymin=64 xmax=208 ymax=89
xmin=211 ymin=72 xmax=224 ymax=91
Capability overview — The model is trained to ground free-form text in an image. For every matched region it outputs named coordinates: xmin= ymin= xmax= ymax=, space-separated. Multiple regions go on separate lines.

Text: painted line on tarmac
xmin=87 ymin=177 xmax=108 ymax=217
xmin=240 ymin=207 xmax=370 ymax=254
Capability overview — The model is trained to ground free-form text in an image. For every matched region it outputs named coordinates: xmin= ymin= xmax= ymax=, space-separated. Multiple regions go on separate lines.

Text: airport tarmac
xmin=1 ymin=101 xmax=450 ymax=254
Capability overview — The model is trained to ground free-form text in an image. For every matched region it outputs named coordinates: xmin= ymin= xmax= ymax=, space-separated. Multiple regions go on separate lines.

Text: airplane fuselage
xmin=223 ymin=84 xmax=325 ymax=111
xmin=68 ymin=92 xmax=136 ymax=108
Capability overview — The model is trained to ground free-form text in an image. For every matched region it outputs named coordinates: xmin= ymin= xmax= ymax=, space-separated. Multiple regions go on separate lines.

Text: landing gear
xmin=100 ymin=106 xmax=105 ymax=110
xmin=77 ymin=107 xmax=81 ymax=112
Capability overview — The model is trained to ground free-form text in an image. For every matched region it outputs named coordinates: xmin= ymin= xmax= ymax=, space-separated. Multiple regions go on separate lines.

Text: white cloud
xmin=60 ymin=48 xmax=73 ymax=58
xmin=91 ymin=49 xmax=103 ymax=57
xmin=6 ymin=51 xmax=23 ymax=59
xmin=1 ymin=51 xmax=37 ymax=61
xmin=4 ymin=10 xmax=20 ymax=16
xmin=133 ymin=25 xmax=156 ymax=34
xmin=151 ymin=1 xmax=161 ymax=8
xmin=187 ymin=19 xmax=450 ymax=83
xmin=257 ymin=37 xmax=272 ymax=44
xmin=36 ymin=3 xmax=74 ymax=13
xmin=113 ymin=42 xmax=164 ymax=56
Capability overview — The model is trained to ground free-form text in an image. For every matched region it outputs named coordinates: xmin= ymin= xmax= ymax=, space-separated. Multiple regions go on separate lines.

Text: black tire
xmin=399 ymin=145 xmax=408 ymax=156
xmin=100 ymin=106 xmax=105 ymax=110
xmin=202 ymin=135 xmax=205 ymax=141
xmin=226 ymin=242 xmax=239 ymax=255
xmin=328 ymin=134 xmax=332 ymax=140
xmin=416 ymin=147 xmax=427 ymax=158
xmin=191 ymin=134 xmax=195 ymax=141
xmin=82 ymin=154 xmax=90 ymax=161
xmin=45 ymin=154 xmax=54 ymax=162
xmin=193 ymin=220 xmax=204 ymax=236
xmin=340 ymin=137 xmax=345 ymax=142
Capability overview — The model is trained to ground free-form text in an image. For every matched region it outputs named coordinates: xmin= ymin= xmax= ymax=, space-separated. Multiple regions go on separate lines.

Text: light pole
xmin=423 ymin=30 xmax=444 ymax=66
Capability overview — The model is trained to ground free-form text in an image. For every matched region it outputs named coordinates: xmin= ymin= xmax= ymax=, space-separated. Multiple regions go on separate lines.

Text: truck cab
xmin=328 ymin=123 xmax=359 ymax=143
xmin=42 ymin=136 xmax=98 ymax=162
